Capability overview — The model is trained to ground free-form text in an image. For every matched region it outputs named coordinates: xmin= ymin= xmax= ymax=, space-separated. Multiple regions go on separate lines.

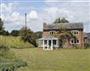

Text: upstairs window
xmin=74 ymin=32 xmax=78 ymax=34
xmin=50 ymin=31 xmax=54 ymax=35
xmin=71 ymin=30 xmax=78 ymax=35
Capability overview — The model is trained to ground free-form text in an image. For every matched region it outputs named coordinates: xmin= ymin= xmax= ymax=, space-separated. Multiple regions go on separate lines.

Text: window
xmin=50 ymin=31 xmax=54 ymax=35
xmin=74 ymin=32 xmax=78 ymax=34
xmin=51 ymin=32 xmax=53 ymax=34
xmin=53 ymin=40 xmax=56 ymax=45
xmin=71 ymin=30 xmax=78 ymax=35
xmin=44 ymin=40 xmax=47 ymax=44
xmin=71 ymin=40 xmax=74 ymax=43
xmin=76 ymin=40 xmax=79 ymax=43
xmin=71 ymin=39 xmax=79 ymax=44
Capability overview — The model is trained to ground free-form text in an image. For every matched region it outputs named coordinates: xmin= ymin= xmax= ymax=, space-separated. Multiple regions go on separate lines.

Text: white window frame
xmin=70 ymin=39 xmax=80 ymax=44
xmin=71 ymin=30 xmax=79 ymax=35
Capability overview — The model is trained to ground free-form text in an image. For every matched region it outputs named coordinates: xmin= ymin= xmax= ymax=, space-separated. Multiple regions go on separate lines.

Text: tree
xmin=58 ymin=30 xmax=76 ymax=48
xmin=11 ymin=30 xmax=19 ymax=36
xmin=0 ymin=18 xmax=4 ymax=35
xmin=2 ymin=30 xmax=9 ymax=36
xmin=0 ymin=18 xmax=4 ymax=31
xmin=20 ymin=27 xmax=37 ymax=47
xmin=53 ymin=18 xmax=61 ymax=23
xmin=60 ymin=17 xmax=69 ymax=23
xmin=53 ymin=17 xmax=69 ymax=24
xmin=53 ymin=17 xmax=76 ymax=48
xmin=35 ymin=31 xmax=42 ymax=39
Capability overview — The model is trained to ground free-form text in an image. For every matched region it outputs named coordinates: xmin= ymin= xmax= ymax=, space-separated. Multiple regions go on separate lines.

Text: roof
xmin=38 ymin=36 xmax=58 ymax=40
xmin=43 ymin=23 xmax=83 ymax=30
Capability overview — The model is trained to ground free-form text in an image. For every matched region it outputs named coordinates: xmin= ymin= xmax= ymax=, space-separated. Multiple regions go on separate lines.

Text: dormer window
xmin=50 ymin=31 xmax=54 ymax=35
xmin=74 ymin=32 xmax=78 ymax=34
xmin=71 ymin=30 xmax=78 ymax=35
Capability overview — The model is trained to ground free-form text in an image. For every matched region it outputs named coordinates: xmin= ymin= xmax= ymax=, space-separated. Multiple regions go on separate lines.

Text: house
xmin=37 ymin=23 xmax=84 ymax=50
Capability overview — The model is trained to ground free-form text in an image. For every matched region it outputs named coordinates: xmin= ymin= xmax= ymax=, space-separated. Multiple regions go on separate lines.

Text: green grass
xmin=12 ymin=48 xmax=90 ymax=71
xmin=0 ymin=36 xmax=29 ymax=71
xmin=0 ymin=36 xmax=90 ymax=71
xmin=0 ymin=36 xmax=34 ymax=48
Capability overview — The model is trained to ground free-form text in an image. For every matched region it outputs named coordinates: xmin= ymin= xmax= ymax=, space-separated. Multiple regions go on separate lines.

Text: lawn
xmin=12 ymin=48 xmax=90 ymax=71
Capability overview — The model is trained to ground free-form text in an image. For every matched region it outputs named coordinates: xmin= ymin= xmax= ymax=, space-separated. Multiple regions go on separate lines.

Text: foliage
xmin=72 ymin=44 xmax=79 ymax=49
xmin=0 ymin=60 xmax=27 ymax=71
xmin=57 ymin=29 xmax=76 ymax=48
xmin=2 ymin=30 xmax=10 ymax=36
xmin=10 ymin=30 xmax=20 ymax=36
xmin=53 ymin=17 xmax=76 ymax=48
xmin=84 ymin=43 xmax=90 ymax=48
xmin=60 ymin=17 xmax=69 ymax=23
xmin=0 ymin=45 xmax=10 ymax=59
xmin=0 ymin=18 xmax=4 ymax=31
xmin=0 ymin=40 xmax=27 ymax=71
xmin=0 ymin=44 xmax=16 ymax=60
xmin=0 ymin=30 xmax=10 ymax=36
xmin=53 ymin=17 xmax=61 ymax=23
xmin=0 ymin=45 xmax=9 ymax=52
xmin=53 ymin=17 xmax=69 ymax=24
xmin=20 ymin=27 xmax=37 ymax=47
xmin=0 ymin=36 xmax=34 ymax=49
xmin=34 ymin=31 xmax=42 ymax=39
xmin=0 ymin=18 xmax=10 ymax=36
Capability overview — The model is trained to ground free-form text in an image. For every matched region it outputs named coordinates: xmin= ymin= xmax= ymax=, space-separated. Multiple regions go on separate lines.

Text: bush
xmin=0 ymin=60 xmax=27 ymax=71
xmin=21 ymin=35 xmax=37 ymax=47
xmin=72 ymin=44 xmax=79 ymax=49
xmin=0 ymin=45 xmax=9 ymax=58
xmin=0 ymin=45 xmax=9 ymax=52
xmin=84 ymin=43 xmax=90 ymax=48
xmin=14 ymin=60 xmax=27 ymax=68
xmin=0 ymin=36 xmax=34 ymax=49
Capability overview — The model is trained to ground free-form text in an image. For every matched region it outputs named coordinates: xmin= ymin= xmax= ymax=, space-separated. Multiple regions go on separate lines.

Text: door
xmin=49 ymin=40 xmax=51 ymax=47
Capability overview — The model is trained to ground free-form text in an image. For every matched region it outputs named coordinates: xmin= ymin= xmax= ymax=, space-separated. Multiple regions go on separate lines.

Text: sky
xmin=0 ymin=0 xmax=90 ymax=32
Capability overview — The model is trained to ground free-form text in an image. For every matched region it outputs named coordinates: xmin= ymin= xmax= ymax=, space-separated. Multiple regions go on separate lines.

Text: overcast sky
xmin=0 ymin=0 xmax=90 ymax=32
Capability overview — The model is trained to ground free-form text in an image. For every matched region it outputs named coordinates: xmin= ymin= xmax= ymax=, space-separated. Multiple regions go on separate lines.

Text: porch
xmin=38 ymin=37 xmax=59 ymax=50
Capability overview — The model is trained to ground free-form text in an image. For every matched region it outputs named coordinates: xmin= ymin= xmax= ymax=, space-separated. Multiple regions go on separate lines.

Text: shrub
xmin=0 ymin=45 xmax=9 ymax=58
xmin=0 ymin=60 xmax=27 ymax=71
xmin=72 ymin=44 xmax=79 ymax=49
xmin=0 ymin=36 xmax=34 ymax=49
xmin=0 ymin=45 xmax=9 ymax=52
xmin=84 ymin=43 xmax=90 ymax=49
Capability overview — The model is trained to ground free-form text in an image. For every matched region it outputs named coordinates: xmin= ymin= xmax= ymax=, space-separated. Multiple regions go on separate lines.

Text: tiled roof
xmin=44 ymin=23 xmax=83 ymax=30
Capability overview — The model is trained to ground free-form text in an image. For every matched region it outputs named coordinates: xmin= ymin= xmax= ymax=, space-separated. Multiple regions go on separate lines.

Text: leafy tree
xmin=53 ymin=17 xmax=69 ymax=24
xmin=0 ymin=18 xmax=4 ymax=31
xmin=53 ymin=18 xmax=61 ymax=23
xmin=0 ymin=18 xmax=4 ymax=35
xmin=20 ymin=27 xmax=37 ymax=47
xmin=35 ymin=31 xmax=42 ymax=39
xmin=53 ymin=18 xmax=76 ymax=48
xmin=11 ymin=30 xmax=19 ymax=36
xmin=2 ymin=30 xmax=9 ymax=36
xmin=60 ymin=17 xmax=69 ymax=23
xmin=0 ymin=18 xmax=10 ymax=36
xmin=58 ymin=30 xmax=76 ymax=48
